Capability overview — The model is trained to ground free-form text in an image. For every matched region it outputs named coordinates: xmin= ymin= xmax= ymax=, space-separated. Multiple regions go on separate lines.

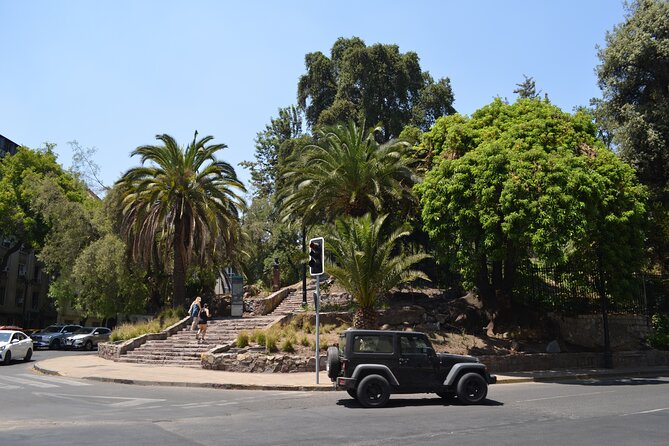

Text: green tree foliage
xmin=513 ymin=74 xmax=540 ymax=99
xmin=327 ymin=214 xmax=429 ymax=329
xmin=116 ymin=132 xmax=246 ymax=309
xmin=297 ymin=37 xmax=455 ymax=138
xmin=595 ymin=0 xmax=669 ymax=270
xmin=0 ymin=145 xmax=86 ymax=268
xmin=278 ymin=120 xmax=418 ymax=226
xmin=240 ymin=106 xmax=308 ymax=197
xmin=416 ymin=98 xmax=647 ymax=322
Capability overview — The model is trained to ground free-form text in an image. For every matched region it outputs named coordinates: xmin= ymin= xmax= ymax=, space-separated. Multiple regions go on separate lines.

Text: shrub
xmin=251 ymin=329 xmax=266 ymax=346
xmin=236 ymin=331 xmax=250 ymax=348
xmin=265 ymin=332 xmax=278 ymax=353
xmin=109 ymin=315 xmax=180 ymax=342
xmin=299 ymin=335 xmax=310 ymax=347
xmin=281 ymin=337 xmax=295 ymax=353
xmin=649 ymin=313 xmax=669 ymax=350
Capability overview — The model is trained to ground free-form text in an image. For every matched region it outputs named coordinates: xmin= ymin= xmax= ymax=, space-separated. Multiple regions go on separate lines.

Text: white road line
xmin=0 ymin=376 xmax=59 ymax=388
xmin=215 ymin=401 xmax=239 ymax=407
xmin=19 ymin=374 xmax=91 ymax=386
xmin=620 ymin=408 xmax=669 ymax=417
xmin=516 ymin=390 xmax=616 ymax=403
xmin=0 ymin=383 xmax=21 ymax=390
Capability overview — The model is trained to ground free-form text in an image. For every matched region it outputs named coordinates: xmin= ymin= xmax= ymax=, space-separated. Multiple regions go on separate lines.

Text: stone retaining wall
xmin=549 ymin=313 xmax=651 ymax=350
xmin=479 ymin=349 xmax=669 ymax=373
xmin=202 ymin=346 xmax=326 ymax=372
xmin=252 ymin=288 xmax=293 ymax=315
xmin=98 ymin=316 xmax=190 ymax=360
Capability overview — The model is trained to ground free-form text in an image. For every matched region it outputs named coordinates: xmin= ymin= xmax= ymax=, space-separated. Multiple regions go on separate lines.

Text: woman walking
xmin=196 ymin=303 xmax=210 ymax=343
xmin=187 ymin=296 xmax=202 ymax=331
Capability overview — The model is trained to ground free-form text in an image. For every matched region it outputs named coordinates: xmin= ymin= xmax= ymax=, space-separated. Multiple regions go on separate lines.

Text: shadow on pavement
xmin=336 ymin=397 xmax=504 ymax=409
xmin=553 ymin=377 xmax=669 ymax=387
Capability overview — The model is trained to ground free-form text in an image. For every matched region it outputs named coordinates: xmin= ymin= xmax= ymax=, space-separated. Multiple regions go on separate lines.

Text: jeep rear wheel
xmin=326 ymin=346 xmax=340 ymax=381
xmin=356 ymin=374 xmax=390 ymax=408
xmin=456 ymin=372 xmax=488 ymax=404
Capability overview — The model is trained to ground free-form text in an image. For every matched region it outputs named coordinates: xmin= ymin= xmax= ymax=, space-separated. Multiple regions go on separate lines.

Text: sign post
xmin=308 ymin=237 xmax=324 ymax=384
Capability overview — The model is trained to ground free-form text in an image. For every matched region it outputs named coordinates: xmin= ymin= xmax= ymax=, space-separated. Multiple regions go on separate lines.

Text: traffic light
xmin=308 ymin=237 xmax=324 ymax=276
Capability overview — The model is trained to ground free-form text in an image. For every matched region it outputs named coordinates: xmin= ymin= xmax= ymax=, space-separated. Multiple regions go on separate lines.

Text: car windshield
xmin=0 ymin=333 xmax=10 ymax=342
xmin=43 ymin=326 xmax=62 ymax=333
xmin=73 ymin=328 xmax=95 ymax=334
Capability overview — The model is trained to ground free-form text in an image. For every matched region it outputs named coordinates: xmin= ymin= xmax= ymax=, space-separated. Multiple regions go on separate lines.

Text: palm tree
xmin=115 ymin=132 xmax=246 ymax=309
xmin=278 ymin=120 xmax=417 ymax=225
xmin=327 ymin=214 xmax=429 ymax=329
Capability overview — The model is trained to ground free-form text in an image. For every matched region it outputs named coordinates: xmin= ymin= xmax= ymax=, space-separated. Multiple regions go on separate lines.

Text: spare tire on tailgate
xmin=326 ymin=346 xmax=341 ymax=381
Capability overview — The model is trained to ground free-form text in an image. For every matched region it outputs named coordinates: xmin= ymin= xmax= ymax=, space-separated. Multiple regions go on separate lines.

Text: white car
xmin=0 ymin=330 xmax=33 ymax=365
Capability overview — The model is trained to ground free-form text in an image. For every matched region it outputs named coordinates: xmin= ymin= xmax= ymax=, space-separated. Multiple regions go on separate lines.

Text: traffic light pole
xmin=315 ymin=274 xmax=320 ymax=384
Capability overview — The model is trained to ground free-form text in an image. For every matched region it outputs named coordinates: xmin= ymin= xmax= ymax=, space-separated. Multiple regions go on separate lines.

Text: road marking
xmin=0 ymin=375 xmax=59 ymax=388
xmin=19 ymin=374 xmax=91 ymax=386
xmin=620 ymin=408 xmax=669 ymax=417
xmin=215 ymin=401 xmax=239 ymax=406
xmin=32 ymin=392 xmax=166 ymax=407
xmin=516 ymin=390 xmax=616 ymax=403
xmin=0 ymin=383 xmax=21 ymax=390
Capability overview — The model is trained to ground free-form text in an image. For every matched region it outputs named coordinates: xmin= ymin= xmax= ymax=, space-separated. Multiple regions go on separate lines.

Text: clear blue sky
xmin=1 ymin=0 xmax=627 ymax=194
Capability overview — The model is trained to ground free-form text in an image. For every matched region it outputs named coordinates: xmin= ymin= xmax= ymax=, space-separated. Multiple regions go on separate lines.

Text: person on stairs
xmin=188 ymin=296 xmax=201 ymax=331
xmin=196 ymin=303 xmax=210 ymax=343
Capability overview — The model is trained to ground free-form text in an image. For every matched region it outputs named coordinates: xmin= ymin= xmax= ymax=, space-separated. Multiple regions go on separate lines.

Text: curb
xmin=33 ymin=363 xmax=669 ymax=391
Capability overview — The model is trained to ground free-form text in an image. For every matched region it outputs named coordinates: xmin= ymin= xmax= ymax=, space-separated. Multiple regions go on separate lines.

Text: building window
xmin=0 ymin=286 xmax=5 ymax=305
xmin=15 ymin=288 xmax=24 ymax=306
xmin=31 ymin=292 xmax=39 ymax=310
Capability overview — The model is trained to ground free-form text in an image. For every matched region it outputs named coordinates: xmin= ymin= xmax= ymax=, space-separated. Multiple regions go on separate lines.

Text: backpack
xmin=191 ymin=303 xmax=200 ymax=318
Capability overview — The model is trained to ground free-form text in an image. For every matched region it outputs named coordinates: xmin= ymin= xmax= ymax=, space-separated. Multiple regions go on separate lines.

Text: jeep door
xmin=395 ymin=334 xmax=439 ymax=391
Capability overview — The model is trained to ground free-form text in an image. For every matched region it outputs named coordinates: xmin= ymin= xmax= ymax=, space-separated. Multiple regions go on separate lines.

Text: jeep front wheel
xmin=456 ymin=372 xmax=488 ymax=404
xmin=356 ymin=374 xmax=390 ymax=408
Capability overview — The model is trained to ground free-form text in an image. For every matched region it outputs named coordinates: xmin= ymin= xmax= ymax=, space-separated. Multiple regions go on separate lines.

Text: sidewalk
xmin=33 ymin=356 xmax=669 ymax=391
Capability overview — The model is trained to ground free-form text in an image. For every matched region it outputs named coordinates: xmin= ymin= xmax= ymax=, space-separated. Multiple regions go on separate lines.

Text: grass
xmin=233 ymin=318 xmax=344 ymax=355
xmin=109 ymin=315 xmax=182 ymax=342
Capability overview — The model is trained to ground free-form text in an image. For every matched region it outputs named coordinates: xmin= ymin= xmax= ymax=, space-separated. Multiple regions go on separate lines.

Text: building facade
xmin=0 ymin=237 xmax=56 ymax=328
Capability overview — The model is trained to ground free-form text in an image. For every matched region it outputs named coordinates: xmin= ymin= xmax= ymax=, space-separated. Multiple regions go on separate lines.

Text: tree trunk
xmin=353 ymin=307 xmax=378 ymax=329
xmin=172 ymin=221 xmax=186 ymax=310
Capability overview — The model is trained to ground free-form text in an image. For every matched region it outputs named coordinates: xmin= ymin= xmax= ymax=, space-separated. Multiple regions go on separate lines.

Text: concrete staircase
xmin=117 ymin=289 xmax=307 ymax=368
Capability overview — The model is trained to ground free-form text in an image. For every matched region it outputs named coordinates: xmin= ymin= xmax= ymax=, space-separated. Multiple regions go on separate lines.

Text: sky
xmin=1 ymin=0 xmax=628 ymax=195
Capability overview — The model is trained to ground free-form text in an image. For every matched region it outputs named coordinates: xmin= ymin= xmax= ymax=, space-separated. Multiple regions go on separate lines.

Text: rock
xmin=546 ymin=340 xmax=561 ymax=353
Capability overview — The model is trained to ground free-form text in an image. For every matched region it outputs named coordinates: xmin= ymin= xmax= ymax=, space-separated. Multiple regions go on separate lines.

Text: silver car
xmin=63 ymin=327 xmax=111 ymax=350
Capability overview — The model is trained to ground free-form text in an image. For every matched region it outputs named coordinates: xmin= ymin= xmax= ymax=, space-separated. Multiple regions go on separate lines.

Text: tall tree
xmin=0 ymin=145 xmax=87 ymax=271
xmin=278 ymin=120 xmax=418 ymax=226
xmin=595 ymin=0 xmax=669 ymax=270
xmin=327 ymin=214 xmax=429 ymax=329
xmin=240 ymin=105 xmax=307 ymax=197
xmin=115 ymin=133 xmax=246 ymax=309
xmin=297 ymin=37 xmax=455 ymax=139
xmin=513 ymin=75 xmax=540 ymax=99
xmin=416 ymin=98 xmax=647 ymax=328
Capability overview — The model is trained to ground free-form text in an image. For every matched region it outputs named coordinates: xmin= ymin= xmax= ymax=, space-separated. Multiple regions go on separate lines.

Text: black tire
xmin=23 ymin=348 xmax=32 ymax=362
xmin=50 ymin=339 xmax=61 ymax=350
xmin=356 ymin=374 xmax=391 ymax=408
xmin=2 ymin=350 xmax=11 ymax=365
xmin=456 ymin=372 xmax=488 ymax=405
xmin=326 ymin=346 xmax=341 ymax=381
xmin=84 ymin=340 xmax=93 ymax=351
xmin=346 ymin=389 xmax=358 ymax=400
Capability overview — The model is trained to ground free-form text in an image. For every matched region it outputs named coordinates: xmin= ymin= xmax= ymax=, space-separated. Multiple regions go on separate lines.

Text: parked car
xmin=63 ymin=327 xmax=111 ymax=350
xmin=0 ymin=330 xmax=33 ymax=365
xmin=31 ymin=324 xmax=82 ymax=349
xmin=327 ymin=329 xmax=497 ymax=408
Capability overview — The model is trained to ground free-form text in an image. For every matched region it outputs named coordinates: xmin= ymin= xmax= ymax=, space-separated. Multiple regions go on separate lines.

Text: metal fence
xmin=515 ymin=267 xmax=669 ymax=316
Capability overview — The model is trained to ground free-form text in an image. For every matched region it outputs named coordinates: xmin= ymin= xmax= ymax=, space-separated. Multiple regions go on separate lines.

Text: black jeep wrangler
xmin=327 ymin=329 xmax=497 ymax=408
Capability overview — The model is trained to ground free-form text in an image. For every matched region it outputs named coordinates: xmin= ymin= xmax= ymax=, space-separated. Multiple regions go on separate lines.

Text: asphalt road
xmin=1 ymin=350 xmax=668 ymax=445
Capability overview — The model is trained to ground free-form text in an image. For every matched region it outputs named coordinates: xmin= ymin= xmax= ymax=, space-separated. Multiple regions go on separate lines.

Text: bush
xmin=281 ymin=337 xmax=295 ymax=353
xmin=649 ymin=313 xmax=669 ymax=350
xmin=265 ymin=332 xmax=278 ymax=353
xmin=236 ymin=331 xmax=250 ymax=348
xmin=252 ymin=329 xmax=266 ymax=346
xmin=109 ymin=315 xmax=181 ymax=342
